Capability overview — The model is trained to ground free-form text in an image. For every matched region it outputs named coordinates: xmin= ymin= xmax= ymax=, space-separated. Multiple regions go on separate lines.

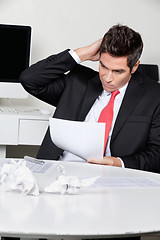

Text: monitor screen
xmin=0 ymin=24 xmax=31 ymax=83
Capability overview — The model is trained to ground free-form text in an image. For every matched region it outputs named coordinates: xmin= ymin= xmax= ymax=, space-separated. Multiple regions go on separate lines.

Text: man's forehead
xmin=99 ymin=52 xmax=128 ymax=69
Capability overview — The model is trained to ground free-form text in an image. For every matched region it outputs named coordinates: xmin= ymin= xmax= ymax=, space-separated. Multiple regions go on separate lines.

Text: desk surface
xmin=1 ymin=161 xmax=160 ymax=239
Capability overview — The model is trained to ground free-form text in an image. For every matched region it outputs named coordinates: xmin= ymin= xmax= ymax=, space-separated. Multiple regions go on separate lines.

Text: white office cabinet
xmin=0 ymin=115 xmax=19 ymax=144
xmin=18 ymin=119 xmax=49 ymax=145
xmin=0 ymin=110 xmax=52 ymax=157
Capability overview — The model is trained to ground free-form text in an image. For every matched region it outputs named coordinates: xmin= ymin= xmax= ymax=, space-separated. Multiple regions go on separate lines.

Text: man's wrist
xmin=117 ymin=157 xmax=125 ymax=168
xmin=69 ymin=50 xmax=81 ymax=64
xmin=74 ymin=47 xmax=90 ymax=62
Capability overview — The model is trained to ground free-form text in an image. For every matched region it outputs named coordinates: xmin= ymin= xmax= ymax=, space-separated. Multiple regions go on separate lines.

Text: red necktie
xmin=98 ymin=89 xmax=120 ymax=155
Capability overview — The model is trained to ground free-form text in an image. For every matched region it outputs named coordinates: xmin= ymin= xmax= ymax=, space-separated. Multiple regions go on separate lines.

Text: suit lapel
xmin=111 ymin=73 xmax=144 ymax=142
xmin=75 ymin=71 xmax=145 ymax=143
xmin=78 ymin=75 xmax=103 ymax=121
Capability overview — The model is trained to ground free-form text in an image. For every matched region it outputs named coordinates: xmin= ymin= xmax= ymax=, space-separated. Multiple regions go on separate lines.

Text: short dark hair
xmin=100 ymin=24 xmax=143 ymax=70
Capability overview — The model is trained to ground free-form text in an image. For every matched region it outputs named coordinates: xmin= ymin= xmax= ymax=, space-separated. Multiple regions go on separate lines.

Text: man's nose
xmin=105 ymin=71 xmax=113 ymax=82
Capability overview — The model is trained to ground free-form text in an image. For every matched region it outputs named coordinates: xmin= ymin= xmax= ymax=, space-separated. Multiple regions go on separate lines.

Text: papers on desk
xmin=49 ymin=118 xmax=105 ymax=160
xmin=24 ymin=156 xmax=59 ymax=174
xmin=90 ymin=177 xmax=160 ymax=189
xmin=0 ymin=157 xmax=59 ymax=196
xmin=1 ymin=159 xmax=160 ymax=197
xmin=0 ymin=157 xmax=58 ymax=174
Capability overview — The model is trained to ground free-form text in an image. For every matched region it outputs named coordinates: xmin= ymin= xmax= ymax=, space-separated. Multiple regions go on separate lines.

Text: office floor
xmin=6 ymin=145 xmax=39 ymax=158
xmin=142 ymin=236 xmax=160 ymax=240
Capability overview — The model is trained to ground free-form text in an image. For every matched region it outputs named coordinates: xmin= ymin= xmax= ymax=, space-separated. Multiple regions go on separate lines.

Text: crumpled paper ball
xmin=45 ymin=165 xmax=100 ymax=195
xmin=0 ymin=159 xmax=39 ymax=196
xmin=45 ymin=175 xmax=81 ymax=195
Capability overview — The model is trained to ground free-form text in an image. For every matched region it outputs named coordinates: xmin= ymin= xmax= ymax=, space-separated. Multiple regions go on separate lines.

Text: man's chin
xmin=103 ymin=85 xmax=116 ymax=92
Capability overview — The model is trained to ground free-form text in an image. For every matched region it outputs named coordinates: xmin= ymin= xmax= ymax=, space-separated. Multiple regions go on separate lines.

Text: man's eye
xmin=114 ymin=70 xmax=123 ymax=74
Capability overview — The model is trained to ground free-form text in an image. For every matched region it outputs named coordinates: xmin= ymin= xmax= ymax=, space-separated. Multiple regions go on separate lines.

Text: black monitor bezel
xmin=0 ymin=24 xmax=31 ymax=83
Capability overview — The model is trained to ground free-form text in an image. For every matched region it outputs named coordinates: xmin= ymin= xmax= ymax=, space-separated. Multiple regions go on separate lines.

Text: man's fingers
xmin=87 ymin=157 xmax=112 ymax=165
xmin=87 ymin=157 xmax=122 ymax=167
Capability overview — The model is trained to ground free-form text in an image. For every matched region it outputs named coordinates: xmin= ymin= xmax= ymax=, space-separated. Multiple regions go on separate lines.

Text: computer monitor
xmin=0 ymin=24 xmax=31 ymax=98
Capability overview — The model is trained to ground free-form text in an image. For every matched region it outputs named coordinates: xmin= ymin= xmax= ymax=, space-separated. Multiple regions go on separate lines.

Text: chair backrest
xmin=138 ymin=64 xmax=159 ymax=82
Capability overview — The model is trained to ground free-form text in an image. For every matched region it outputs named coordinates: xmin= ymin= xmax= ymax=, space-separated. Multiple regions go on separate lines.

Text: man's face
xmin=99 ymin=52 xmax=138 ymax=92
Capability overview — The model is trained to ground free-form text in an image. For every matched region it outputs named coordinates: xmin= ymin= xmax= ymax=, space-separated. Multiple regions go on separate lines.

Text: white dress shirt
xmin=60 ymin=50 xmax=128 ymax=166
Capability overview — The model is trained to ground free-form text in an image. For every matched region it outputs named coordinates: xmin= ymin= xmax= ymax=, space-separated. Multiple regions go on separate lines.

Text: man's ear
xmin=131 ymin=60 xmax=140 ymax=74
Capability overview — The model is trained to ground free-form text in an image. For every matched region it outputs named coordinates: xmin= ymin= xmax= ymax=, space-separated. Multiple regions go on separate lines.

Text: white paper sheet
xmin=49 ymin=118 xmax=105 ymax=160
xmin=90 ymin=177 xmax=160 ymax=188
xmin=0 ymin=157 xmax=59 ymax=174
xmin=24 ymin=156 xmax=59 ymax=174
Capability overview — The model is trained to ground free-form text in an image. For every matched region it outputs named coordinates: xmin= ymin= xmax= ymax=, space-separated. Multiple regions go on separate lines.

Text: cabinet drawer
xmin=0 ymin=116 xmax=19 ymax=144
xmin=18 ymin=119 xmax=49 ymax=145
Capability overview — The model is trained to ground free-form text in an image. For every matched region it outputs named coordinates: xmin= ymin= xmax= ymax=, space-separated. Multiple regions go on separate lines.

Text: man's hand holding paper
xmin=87 ymin=156 xmax=122 ymax=167
xmin=49 ymin=118 xmax=105 ymax=161
xmin=49 ymin=118 xmax=122 ymax=167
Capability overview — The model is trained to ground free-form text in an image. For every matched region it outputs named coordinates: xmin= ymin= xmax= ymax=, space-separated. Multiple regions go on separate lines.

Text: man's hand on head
xmin=75 ymin=39 xmax=102 ymax=62
xmin=87 ymin=156 xmax=122 ymax=167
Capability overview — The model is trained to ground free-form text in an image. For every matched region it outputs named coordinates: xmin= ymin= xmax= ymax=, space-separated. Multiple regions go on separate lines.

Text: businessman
xmin=20 ymin=24 xmax=160 ymax=174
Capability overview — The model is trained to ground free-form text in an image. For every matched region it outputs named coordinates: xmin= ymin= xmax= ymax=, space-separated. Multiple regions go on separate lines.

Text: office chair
xmin=36 ymin=64 xmax=159 ymax=160
xmin=138 ymin=64 xmax=159 ymax=82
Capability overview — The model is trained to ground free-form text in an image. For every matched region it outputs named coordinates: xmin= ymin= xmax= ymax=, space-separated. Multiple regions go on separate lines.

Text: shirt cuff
xmin=69 ymin=50 xmax=81 ymax=64
xmin=117 ymin=157 xmax=125 ymax=168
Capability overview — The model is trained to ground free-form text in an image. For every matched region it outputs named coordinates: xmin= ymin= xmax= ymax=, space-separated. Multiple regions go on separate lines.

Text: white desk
xmin=1 ymin=161 xmax=160 ymax=239
xmin=0 ymin=109 xmax=52 ymax=157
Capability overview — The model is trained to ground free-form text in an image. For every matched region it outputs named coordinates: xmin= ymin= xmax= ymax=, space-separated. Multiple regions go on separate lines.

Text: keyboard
xmin=0 ymin=106 xmax=17 ymax=113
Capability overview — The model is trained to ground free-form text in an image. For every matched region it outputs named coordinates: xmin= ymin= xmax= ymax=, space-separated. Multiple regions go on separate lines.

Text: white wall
xmin=0 ymin=0 xmax=160 ymax=109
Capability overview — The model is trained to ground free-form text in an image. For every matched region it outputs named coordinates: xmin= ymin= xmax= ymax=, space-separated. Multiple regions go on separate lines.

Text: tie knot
xmin=111 ymin=89 xmax=120 ymax=98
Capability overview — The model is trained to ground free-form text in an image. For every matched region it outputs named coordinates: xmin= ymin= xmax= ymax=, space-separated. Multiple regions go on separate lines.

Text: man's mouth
xmin=103 ymin=82 xmax=114 ymax=88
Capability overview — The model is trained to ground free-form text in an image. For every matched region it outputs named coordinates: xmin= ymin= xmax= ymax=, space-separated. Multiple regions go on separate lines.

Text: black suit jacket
xmin=20 ymin=50 xmax=160 ymax=173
